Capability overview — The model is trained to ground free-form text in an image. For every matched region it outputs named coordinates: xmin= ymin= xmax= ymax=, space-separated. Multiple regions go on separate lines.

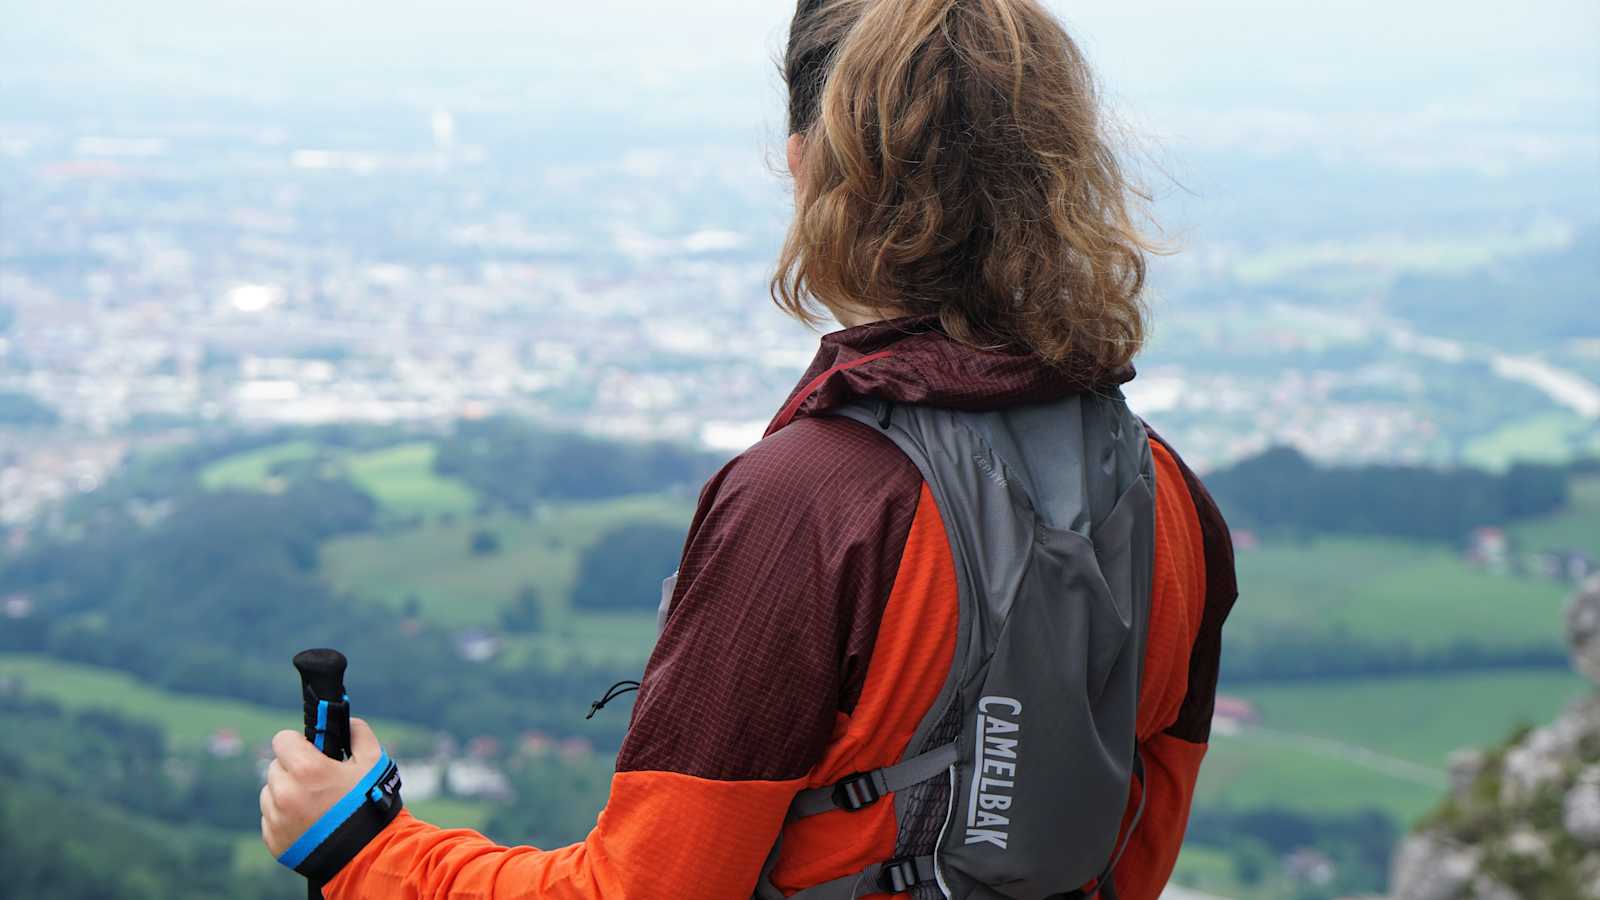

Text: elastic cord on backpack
xmin=586 ymin=680 xmax=641 ymax=719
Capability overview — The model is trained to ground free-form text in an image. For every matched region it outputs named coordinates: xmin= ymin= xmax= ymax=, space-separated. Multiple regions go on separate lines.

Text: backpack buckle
xmin=878 ymin=857 xmax=929 ymax=893
xmin=831 ymin=770 xmax=886 ymax=811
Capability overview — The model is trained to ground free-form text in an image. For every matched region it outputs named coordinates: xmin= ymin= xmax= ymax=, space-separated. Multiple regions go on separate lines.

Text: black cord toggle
xmin=586 ymin=680 xmax=641 ymax=719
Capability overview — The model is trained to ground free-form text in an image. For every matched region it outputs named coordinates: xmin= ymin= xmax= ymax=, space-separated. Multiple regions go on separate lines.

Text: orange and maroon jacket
xmin=325 ymin=318 xmax=1238 ymax=900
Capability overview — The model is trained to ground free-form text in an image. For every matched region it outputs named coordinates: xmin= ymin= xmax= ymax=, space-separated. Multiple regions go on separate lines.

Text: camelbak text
xmin=965 ymin=696 xmax=1021 ymax=849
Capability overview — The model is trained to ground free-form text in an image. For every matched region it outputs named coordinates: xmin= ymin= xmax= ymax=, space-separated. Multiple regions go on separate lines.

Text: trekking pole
xmin=293 ymin=648 xmax=352 ymax=900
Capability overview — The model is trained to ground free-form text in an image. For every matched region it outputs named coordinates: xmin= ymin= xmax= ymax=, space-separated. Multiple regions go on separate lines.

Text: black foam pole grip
xmin=294 ymin=648 xmax=351 ymax=760
xmin=294 ymin=648 xmax=351 ymax=899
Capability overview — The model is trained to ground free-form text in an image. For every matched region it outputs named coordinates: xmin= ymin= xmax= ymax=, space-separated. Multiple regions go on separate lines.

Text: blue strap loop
xmin=312 ymin=700 xmax=329 ymax=752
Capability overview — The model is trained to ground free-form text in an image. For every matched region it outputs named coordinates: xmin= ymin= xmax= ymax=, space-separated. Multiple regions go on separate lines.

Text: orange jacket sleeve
xmin=324 ymin=772 xmax=803 ymax=900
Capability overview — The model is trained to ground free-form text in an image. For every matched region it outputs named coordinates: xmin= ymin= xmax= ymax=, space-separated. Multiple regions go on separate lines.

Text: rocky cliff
xmin=1391 ymin=576 xmax=1600 ymax=900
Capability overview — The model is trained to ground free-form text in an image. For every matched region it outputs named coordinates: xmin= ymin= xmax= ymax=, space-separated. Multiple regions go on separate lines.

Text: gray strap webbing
xmin=788 ymin=742 xmax=959 ymax=819
xmin=752 ymin=834 xmax=787 ymax=900
xmin=1096 ymin=750 xmax=1148 ymax=895
xmin=783 ymin=856 xmax=938 ymax=900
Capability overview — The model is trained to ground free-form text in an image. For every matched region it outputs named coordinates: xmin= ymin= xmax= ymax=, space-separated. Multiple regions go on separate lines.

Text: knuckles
xmin=259 ymin=728 xmax=380 ymax=858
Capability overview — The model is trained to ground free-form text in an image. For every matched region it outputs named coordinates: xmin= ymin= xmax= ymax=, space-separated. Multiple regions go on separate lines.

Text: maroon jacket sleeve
xmin=617 ymin=414 xmax=925 ymax=780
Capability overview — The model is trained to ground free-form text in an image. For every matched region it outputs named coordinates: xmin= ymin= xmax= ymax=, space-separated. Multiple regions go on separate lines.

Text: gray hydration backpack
xmin=755 ymin=391 xmax=1155 ymax=900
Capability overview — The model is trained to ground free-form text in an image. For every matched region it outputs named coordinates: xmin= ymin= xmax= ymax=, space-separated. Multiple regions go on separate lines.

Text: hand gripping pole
xmin=294 ymin=649 xmax=352 ymax=900
xmin=280 ymin=649 xmax=403 ymax=893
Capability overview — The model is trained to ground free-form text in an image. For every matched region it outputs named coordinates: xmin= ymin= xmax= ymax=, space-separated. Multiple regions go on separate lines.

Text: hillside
xmin=1391 ymin=577 xmax=1600 ymax=900
xmin=3 ymin=423 xmax=1598 ymax=899
xmin=1387 ymin=227 xmax=1600 ymax=351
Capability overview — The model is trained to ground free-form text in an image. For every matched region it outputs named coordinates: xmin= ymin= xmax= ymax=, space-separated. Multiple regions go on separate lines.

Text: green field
xmin=5 ymin=649 xmax=500 ymax=892
xmin=1228 ymin=536 xmax=1570 ymax=660
xmin=201 ymin=439 xmax=478 ymax=520
xmin=1201 ymin=726 xmax=1443 ymax=826
xmin=499 ymin=609 xmax=664 ymax=669
xmin=200 ymin=440 xmax=321 ymax=490
xmin=408 ymin=797 xmax=494 ymax=833
xmin=1465 ymin=413 xmax=1600 ymax=471
xmin=1238 ymin=670 xmax=1589 ymax=768
xmin=1171 ymin=845 xmax=1291 ymax=900
xmin=322 ymin=494 xmax=689 ymax=634
xmin=1197 ymin=670 xmax=1590 ymax=824
xmin=1232 ymin=225 xmax=1573 ymax=285
xmin=195 ymin=438 xmax=691 ymax=666
xmin=1509 ymin=475 xmax=1600 ymax=561
xmin=345 ymin=443 xmax=477 ymax=518
xmin=0 ymin=653 xmax=431 ymax=753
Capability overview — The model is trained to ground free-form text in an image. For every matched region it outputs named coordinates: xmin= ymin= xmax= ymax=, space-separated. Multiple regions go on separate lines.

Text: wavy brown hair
xmin=776 ymin=0 xmax=1155 ymax=369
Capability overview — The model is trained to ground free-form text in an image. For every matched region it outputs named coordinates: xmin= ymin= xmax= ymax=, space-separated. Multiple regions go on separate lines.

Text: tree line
xmin=1387 ymin=226 xmax=1599 ymax=348
xmin=433 ymin=416 xmax=719 ymax=514
xmin=1185 ymin=805 xmax=1398 ymax=899
xmin=1221 ymin=628 xmax=1569 ymax=685
xmin=1 ymin=476 xmax=640 ymax=749
xmin=1205 ymin=446 xmax=1571 ymax=542
xmin=0 ymin=692 xmax=300 ymax=900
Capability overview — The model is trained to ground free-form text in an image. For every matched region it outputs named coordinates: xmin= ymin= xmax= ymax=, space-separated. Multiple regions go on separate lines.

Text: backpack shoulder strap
xmin=787 ymin=742 xmax=959 ymax=818
xmin=783 ymin=855 xmax=941 ymax=900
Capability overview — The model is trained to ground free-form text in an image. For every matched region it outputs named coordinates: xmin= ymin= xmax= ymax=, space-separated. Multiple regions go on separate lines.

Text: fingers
xmin=260 ymin=783 xmax=284 ymax=856
xmin=348 ymin=717 xmax=381 ymax=766
xmin=265 ymin=758 xmax=287 ymax=798
xmin=263 ymin=762 xmax=291 ymax=822
xmin=275 ymin=720 xmax=340 ymax=771
xmin=271 ymin=728 xmax=322 ymax=772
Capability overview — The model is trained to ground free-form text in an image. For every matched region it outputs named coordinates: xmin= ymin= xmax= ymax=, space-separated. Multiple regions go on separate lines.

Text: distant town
xmin=3 ymin=106 xmax=1597 ymax=529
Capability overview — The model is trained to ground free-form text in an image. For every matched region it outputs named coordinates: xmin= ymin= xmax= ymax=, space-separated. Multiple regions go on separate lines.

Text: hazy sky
xmin=1 ymin=1 xmax=1595 ymax=261
xmin=3 ymin=0 xmax=1595 ymax=195
xmin=6 ymin=0 xmax=1595 ymax=106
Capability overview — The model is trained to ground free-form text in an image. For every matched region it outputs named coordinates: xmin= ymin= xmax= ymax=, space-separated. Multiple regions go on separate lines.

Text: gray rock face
xmin=1449 ymin=749 xmax=1487 ymax=798
xmin=1389 ymin=834 xmax=1524 ymax=900
xmin=1501 ymin=715 xmax=1584 ymax=806
xmin=1470 ymin=876 xmax=1521 ymax=900
xmin=1579 ymin=855 xmax=1600 ymax=899
xmin=1504 ymin=826 xmax=1551 ymax=864
xmin=1569 ymin=575 xmax=1600 ymax=684
xmin=1568 ymin=767 xmax=1600 ymax=848
xmin=1391 ymin=834 xmax=1481 ymax=900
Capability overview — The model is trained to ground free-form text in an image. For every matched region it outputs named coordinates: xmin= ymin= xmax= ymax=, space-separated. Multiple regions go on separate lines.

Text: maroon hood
xmin=766 ymin=316 xmax=1135 ymax=436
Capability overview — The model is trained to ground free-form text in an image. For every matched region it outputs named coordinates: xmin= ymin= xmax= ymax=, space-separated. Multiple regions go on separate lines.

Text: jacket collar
xmin=767 ymin=316 xmax=1134 ymax=435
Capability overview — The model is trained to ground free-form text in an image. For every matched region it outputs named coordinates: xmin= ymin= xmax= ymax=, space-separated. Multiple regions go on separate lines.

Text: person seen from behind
xmin=259 ymin=0 xmax=1240 ymax=897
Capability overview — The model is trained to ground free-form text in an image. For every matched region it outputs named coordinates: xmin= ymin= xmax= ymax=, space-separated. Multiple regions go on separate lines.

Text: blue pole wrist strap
xmin=277 ymin=751 xmax=405 ymax=884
